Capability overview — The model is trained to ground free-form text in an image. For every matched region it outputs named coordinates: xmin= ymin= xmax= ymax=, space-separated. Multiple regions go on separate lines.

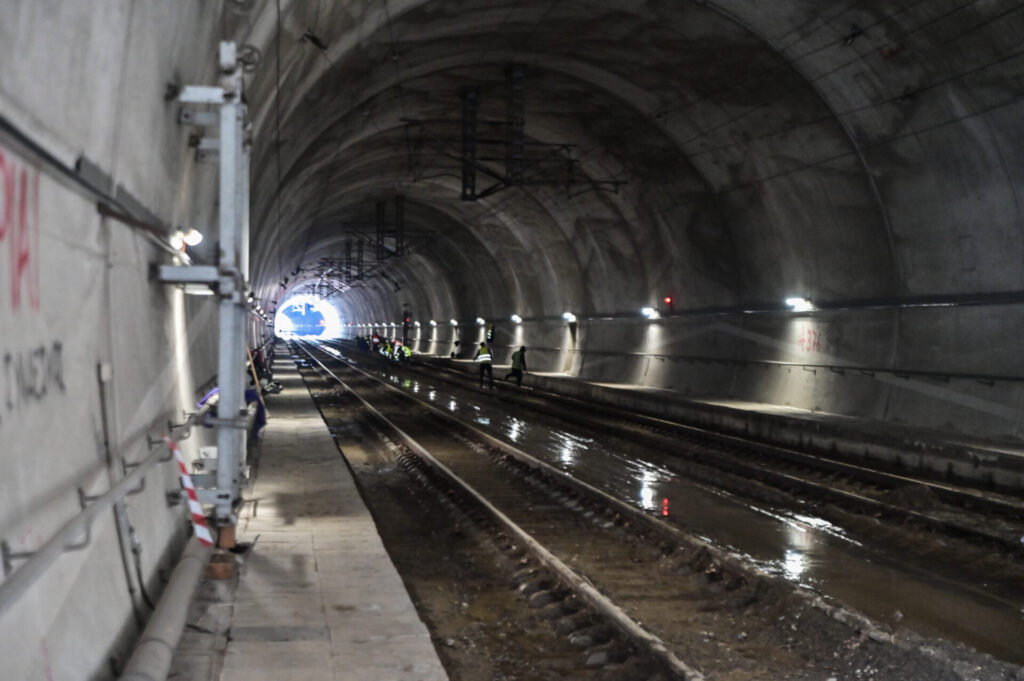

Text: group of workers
xmin=475 ymin=342 xmax=528 ymax=389
xmin=356 ymin=333 xmax=529 ymax=389
xmin=356 ymin=334 xmax=412 ymax=362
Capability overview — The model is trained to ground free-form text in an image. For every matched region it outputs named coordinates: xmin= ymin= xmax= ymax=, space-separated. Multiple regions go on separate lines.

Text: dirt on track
xmin=298 ymin=358 xmax=1023 ymax=681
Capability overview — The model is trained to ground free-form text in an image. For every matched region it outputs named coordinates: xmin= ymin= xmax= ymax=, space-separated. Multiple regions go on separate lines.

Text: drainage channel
xmin=295 ymin=341 xmax=1023 ymax=680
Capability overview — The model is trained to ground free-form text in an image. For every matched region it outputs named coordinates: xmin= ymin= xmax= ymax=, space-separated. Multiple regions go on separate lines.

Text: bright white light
xmin=183 ymin=284 xmax=214 ymax=296
xmin=476 ymin=317 xmax=485 ymax=325
xmin=786 ymin=297 xmax=815 ymax=312
xmin=562 ymin=311 xmax=577 ymax=323
xmin=273 ymin=294 xmax=342 ymax=339
xmin=182 ymin=228 xmax=204 ymax=246
xmin=414 ymin=321 xmax=421 ymax=327
xmin=389 ymin=322 xmax=396 ymax=327
xmin=450 ymin=319 xmax=458 ymax=326
xmin=639 ymin=470 xmax=658 ymax=510
xmin=429 ymin=320 xmax=437 ymax=327
xmin=641 ymin=307 xmax=660 ymax=319
xmin=510 ymin=314 xmax=522 ymax=324
xmin=169 ymin=231 xmax=185 ymax=250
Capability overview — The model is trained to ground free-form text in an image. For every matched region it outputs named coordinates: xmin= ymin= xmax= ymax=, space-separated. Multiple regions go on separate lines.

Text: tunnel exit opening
xmin=274 ymin=294 xmax=341 ymax=339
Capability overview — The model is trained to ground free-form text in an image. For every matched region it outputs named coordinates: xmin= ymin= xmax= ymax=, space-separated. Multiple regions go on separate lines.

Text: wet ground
xmin=330 ymin=346 xmax=1024 ymax=667
xmin=304 ymin=369 xmax=658 ymax=680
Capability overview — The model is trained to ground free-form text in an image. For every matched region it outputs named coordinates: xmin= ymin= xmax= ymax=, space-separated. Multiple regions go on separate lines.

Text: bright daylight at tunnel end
xmin=3 ymin=1 xmax=1024 ymax=680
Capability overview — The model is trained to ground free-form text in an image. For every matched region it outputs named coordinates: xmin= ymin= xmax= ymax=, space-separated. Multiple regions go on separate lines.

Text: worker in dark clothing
xmin=504 ymin=345 xmax=527 ymax=386
xmin=474 ymin=341 xmax=494 ymax=388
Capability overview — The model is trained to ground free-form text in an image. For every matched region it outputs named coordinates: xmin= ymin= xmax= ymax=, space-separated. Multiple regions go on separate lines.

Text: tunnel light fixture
xmin=641 ymin=307 xmax=660 ymax=320
xmin=476 ymin=317 xmax=485 ymax=325
xmin=785 ymin=297 xmax=815 ymax=312
xmin=562 ymin=311 xmax=577 ymax=323
xmin=510 ymin=314 xmax=522 ymax=324
xmin=182 ymin=228 xmax=204 ymax=246
xmin=450 ymin=319 xmax=458 ymax=326
xmin=414 ymin=321 xmax=421 ymax=327
xmin=429 ymin=319 xmax=437 ymax=327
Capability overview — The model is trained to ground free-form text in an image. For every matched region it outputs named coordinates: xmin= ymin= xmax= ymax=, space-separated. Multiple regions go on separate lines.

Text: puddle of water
xmin=360 ymin=353 xmax=1024 ymax=664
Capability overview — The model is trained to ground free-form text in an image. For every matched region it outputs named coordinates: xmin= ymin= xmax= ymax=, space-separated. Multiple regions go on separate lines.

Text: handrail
xmin=0 ymin=415 xmax=201 ymax=618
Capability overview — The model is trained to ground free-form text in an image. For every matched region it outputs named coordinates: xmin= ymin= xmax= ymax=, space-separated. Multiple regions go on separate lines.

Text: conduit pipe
xmin=0 ymin=435 xmax=186 ymax=618
xmin=119 ymin=536 xmax=212 ymax=681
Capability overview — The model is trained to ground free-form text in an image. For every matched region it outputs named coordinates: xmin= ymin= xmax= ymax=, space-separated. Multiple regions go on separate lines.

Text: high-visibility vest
xmin=474 ymin=346 xmax=492 ymax=363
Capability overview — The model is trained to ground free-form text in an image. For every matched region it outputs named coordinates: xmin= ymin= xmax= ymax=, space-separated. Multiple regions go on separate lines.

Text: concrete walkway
xmin=171 ymin=357 xmax=448 ymax=681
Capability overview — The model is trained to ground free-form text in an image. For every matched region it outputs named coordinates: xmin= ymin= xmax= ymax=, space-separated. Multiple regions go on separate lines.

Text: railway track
xmin=290 ymin=340 xmax=1022 ymax=681
xmin=322 ymin=339 xmax=1024 ymax=557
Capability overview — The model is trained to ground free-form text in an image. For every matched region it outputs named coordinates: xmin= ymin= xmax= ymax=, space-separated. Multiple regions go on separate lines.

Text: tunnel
xmin=2 ymin=1 xmax=1024 ymax=679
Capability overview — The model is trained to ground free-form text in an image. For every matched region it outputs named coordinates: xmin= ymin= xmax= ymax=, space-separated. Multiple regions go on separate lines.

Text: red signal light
xmin=663 ymin=296 xmax=672 ymax=305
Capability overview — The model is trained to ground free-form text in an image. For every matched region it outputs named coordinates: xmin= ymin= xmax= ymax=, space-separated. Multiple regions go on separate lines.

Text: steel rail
xmin=299 ymin=342 xmax=916 ymax=656
xmin=355 ymin=344 xmax=1024 ymax=520
xmin=323 ymin=341 xmax=1024 ymax=555
xmin=295 ymin=341 xmax=706 ymax=681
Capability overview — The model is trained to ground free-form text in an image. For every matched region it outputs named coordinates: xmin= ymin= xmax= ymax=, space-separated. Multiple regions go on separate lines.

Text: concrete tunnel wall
xmin=1 ymin=3 xmax=227 ymax=679
xmin=249 ymin=0 xmax=1024 ymax=440
xmin=3 ymin=0 xmax=1024 ymax=678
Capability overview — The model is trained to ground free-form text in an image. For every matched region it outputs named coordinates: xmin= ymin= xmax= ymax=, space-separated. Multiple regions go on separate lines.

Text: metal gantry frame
xmin=160 ymin=42 xmax=252 ymax=525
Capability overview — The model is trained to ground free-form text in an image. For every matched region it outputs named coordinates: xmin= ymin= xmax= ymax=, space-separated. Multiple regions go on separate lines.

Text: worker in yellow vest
xmin=504 ymin=345 xmax=527 ymax=387
xmin=474 ymin=341 xmax=494 ymax=389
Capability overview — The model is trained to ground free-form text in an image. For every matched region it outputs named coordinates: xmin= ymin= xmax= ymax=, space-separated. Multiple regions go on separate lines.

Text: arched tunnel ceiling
xmin=230 ymin=0 xmax=1024 ymax=321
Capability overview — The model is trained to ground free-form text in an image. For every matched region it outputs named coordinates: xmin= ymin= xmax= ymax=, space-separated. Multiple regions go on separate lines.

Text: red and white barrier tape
xmin=164 ymin=437 xmax=215 ymax=548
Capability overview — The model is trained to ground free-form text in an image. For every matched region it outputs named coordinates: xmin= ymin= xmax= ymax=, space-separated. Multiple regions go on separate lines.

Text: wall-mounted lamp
xmin=510 ymin=314 xmax=522 ymax=324
xmin=562 ymin=311 xmax=577 ymax=323
xmin=413 ymin=321 xmax=421 ymax=327
xmin=476 ymin=317 xmax=485 ymax=325
xmin=429 ymin=320 xmax=437 ymax=327
xmin=785 ymin=297 xmax=815 ymax=312
xmin=182 ymin=228 xmax=203 ymax=246
xmin=450 ymin=319 xmax=458 ymax=326
xmin=641 ymin=307 xmax=660 ymax=319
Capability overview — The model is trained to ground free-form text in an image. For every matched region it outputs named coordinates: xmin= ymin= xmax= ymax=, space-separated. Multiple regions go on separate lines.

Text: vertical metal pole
xmin=357 ymin=240 xmax=363 ymax=280
xmin=394 ymin=195 xmax=404 ymax=256
xmin=506 ymin=65 xmax=525 ymax=186
xmin=345 ymin=240 xmax=352 ymax=284
xmin=461 ymin=88 xmax=477 ymax=201
xmin=240 ymin=136 xmax=251 ymax=283
xmin=215 ymin=42 xmax=245 ymax=525
xmin=376 ymin=201 xmax=386 ymax=260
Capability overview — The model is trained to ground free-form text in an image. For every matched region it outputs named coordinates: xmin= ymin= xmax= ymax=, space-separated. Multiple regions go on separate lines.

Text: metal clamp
xmin=1 ymin=541 xmax=32 ymax=578
xmin=205 ymin=417 xmax=250 ymax=430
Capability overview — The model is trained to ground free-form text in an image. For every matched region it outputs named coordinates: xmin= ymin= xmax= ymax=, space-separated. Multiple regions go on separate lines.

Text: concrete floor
xmin=170 ymin=358 xmax=448 ymax=681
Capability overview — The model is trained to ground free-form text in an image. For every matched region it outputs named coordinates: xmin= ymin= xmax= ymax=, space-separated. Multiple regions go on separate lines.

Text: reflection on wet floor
xmin=340 ymin=351 xmax=1024 ymax=664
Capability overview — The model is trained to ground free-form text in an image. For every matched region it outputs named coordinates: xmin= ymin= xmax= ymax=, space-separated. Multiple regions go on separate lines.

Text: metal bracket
xmin=196 ymin=489 xmax=233 ymax=506
xmin=190 ymin=472 xmax=218 ymax=487
xmin=205 ymin=417 xmax=250 ymax=430
xmin=179 ymin=86 xmax=225 ymax=105
xmin=179 ymin=109 xmax=219 ymax=127
xmin=158 ymin=265 xmax=219 ymax=286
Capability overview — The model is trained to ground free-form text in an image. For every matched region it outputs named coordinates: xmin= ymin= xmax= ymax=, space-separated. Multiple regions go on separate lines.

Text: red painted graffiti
xmin=0 ymin=145 xmax=40 ymax=312
xmin=798 ymin=326 xmax=822 ymax=353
